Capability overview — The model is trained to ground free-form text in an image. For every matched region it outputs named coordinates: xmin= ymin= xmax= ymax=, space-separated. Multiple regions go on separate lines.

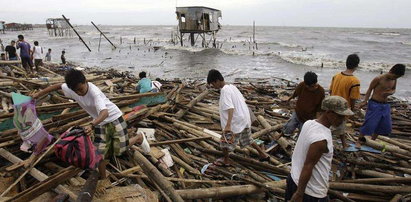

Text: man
xmin=286 ymin=96 xmax=354 ymax=202
xmin=45 ymin=48 xmax=52 ymax=62
xmin=5 ymin=40 xmax=18 ymax=60
xmin=61 ymin=50 xmax=66 ymax=65
xmin=356 ymin=64 xmax=406 ymax=148
xmin=329 ymin=54 xmax=361 ymax=148
xmin=207 ymin=69 xmax=270 ymax=166
xmin=284 ymin=71 xmax=325 ymax=136
xmin=16 ymin=35 xmax=33 ymax=73
xmin=136 ymin=71 xmax=152 ymax=93
xmin=32 ymin=41 xmax=43 ymax=72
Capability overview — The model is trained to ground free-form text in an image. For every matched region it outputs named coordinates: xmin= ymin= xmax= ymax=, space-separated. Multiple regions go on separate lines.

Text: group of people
xmin=207 ymin=54 xmax=405 ymax=202
xmin=0 ymin=34 xmax=67 ymax=75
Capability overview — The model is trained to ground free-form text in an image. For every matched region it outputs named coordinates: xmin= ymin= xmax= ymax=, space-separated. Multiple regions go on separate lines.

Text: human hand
xmin=290 ymin=192 xmax=303 ymax=202
xmin=83 ymin=124 xmax=94 ymax=136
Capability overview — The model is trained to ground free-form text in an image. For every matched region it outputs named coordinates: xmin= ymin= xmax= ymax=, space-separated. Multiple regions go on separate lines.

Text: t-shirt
xmin=291 ymin=120 xmax=333 ymax=198
xmin=61 ymin=82 xmax=122 ymax=125
xmin=17 ymin=41 xmax=31 ymax=58
xmin=61 ymin=55 xmax=66 ymax=64
xmin=5 ymin=45 xmax=17 ymax=58
xmin=33 ymin=46 xmax=43 ymax=59
xmin=294 ymin=82 xmax=325 ymax=122
xmin=137 ymin=78 xmax=152 ymax=93
xmin=329 ymin=72 xmax=360 ymax=107
xmin=219 ymin=84 xmax=251 ymax=134
xmin=45 ymin=52 xmax=51 ymax=61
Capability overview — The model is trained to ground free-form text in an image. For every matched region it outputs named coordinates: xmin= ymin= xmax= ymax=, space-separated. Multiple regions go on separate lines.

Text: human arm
xmin=224 ymin=108 xmax=234 ymax=133
xmin=359 ymin=77 xmax=379 ymax=109
xmin=288 ymin=83 xmax=303 ymax=102
xmin=290 ymin=140 xmax=327 ymax=202
xmin=32 ymin=83 xmax=63 ymax=99
xmin=83 ymin=109 xmax=109 ymax=135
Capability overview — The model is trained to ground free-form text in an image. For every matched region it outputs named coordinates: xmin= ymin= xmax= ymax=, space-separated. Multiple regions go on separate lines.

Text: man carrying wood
xmin=32 ymin=69 xmax=151 ymax=174
xmin=286 ymin=96 xmax=353 ymax=202
xmin=355 ymin=64 xmax=406 ymax=148
xmin=207 ymin=69 xmax=270 ymax=166
xmin=329 ymin=54 xmax=361 ymax=149
xmin=283 ymin=71 xmax=325 ymax=136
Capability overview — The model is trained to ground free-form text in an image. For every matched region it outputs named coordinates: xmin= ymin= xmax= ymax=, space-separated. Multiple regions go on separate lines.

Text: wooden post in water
xmin=253 ymin=20 xmax=255 ymax=43
xmin=98 ymin=33 xmax=102 ymax=52
xmin=91 ymin=21 xmax=117 ymax=49
xmin=62 ymin=15 xmax=91 ymax=52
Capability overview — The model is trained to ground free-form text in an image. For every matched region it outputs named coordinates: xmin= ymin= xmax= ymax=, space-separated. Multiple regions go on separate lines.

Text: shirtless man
xmin=356 ymin=64 xmax=406 ymax=148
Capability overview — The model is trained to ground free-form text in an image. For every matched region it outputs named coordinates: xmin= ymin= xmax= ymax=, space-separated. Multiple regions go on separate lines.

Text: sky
xmin=1 ymin=0 xmax=411 ymax=28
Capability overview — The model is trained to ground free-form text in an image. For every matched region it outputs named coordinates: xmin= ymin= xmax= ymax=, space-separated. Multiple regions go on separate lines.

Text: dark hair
xmin=48 ymin=48 xmax=51 ymax=51
xmin=62 ymin=51 xmax=65 ymax=54
xmin=389 ymin=64 xmax=406 ymax=76
xmin=65 ymin=69 xmax=86 ymax=90
xmin=207 ymin=69 xmax=224 ymax=84
xmin=11 ymin=40 xmax=15 ymax=43
xmin=346 ymin=54 xmax=360 ymax=69
xmin=1 ymin=53 xmax=5 ymax=56
xmin=139 ymin=71 xmax=146 ymax=79
xmin=304 ymin=71 xmax=318 ymax=86
xmin=18 ymin=35 xmax=24 ymax=40
xmin=34 ymin=41 xmax=39 ymax=45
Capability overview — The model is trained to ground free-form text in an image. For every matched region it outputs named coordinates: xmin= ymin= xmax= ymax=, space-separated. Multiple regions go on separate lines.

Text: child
xmin=207 ymin=69 xmax=270 ymax=166
xmin=33 ymin=69 xmax=150 ymax=165
xmin=32 ymin=41 xmax=43 ymax=72
xmin=283 ymin=71 xmax=325 ymax=136
xmin=356 ymin=64 xmax=406 ymax=148
xmin=61 ymin=50 xmax=66 ymax=65
xmin=45 ymin=48 xmax=52 ymax=62
xmin=136 ymin=71 xmax=152 ymax=93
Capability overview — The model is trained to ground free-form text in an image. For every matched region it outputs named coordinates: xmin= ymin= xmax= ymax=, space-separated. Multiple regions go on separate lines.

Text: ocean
xmin=1 ymin=25 xmax=410 ymax=100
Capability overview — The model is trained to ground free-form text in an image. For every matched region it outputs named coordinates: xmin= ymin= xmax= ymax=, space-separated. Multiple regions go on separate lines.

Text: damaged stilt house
xmin=176 ymin=6 xmax=222 ymax=48
xmin=46 ymin=18 xmax=72 ymax=37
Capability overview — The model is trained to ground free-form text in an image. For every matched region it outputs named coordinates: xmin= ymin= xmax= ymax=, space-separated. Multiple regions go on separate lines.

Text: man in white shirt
xmin=207 ymin=69 xmax=270 ymax=166
xmin=33 ymin=69 xmax=150 ymax=176
xmin=287 ymin=96 xmax=354 ymax=202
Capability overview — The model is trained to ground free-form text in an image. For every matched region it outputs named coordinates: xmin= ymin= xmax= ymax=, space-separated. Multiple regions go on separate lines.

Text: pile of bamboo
xmin=0 ymin=64 xmax=411 ymax=201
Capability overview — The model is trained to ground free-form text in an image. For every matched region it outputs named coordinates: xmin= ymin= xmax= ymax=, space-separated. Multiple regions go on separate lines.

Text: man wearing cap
xmin=286 ymin=96 xmax=354 ymax=202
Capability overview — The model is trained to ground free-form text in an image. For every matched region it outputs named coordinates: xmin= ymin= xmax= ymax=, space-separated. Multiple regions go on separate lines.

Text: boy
xmin=45 ymin=48 xmax=52 ymax=62
xmin=356 ymin=64 xmax=406 ymax=148
xmin=207 ymin=69 xmax=270 ymax=166
xmin=284 ymin=71 xmax=325 ymax=136
xmin=136 ymin=71 xmax=152 ymax=93
xmin=287 ymin=96 xmax=354 ymax=202
xmin=33 ymin=69 xmax=150 ymax=163
xmin=16 ymin=35 xmax=34 ymax=73
xmin=5 ymin=40 xmax=17 ymax=60
xmin=61 ymin=50 xmax=66 ymax=65
xmin=329 ymin=54 xmax=361 ymax=149
xmin=32 ymin=41 xmax=43 ymax=72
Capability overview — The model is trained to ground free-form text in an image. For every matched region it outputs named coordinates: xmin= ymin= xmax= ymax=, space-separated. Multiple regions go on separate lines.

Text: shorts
xmin=283 ymin=112 xmax=304 ymax=135
xmin=34 ymin=59 xmax=43 ymax=68
xmin=220 ymin=128 xmax=253 ymax=152
xmin=285 ymin=174 xmax=329 ymax=202
xmin=94 ymin=116 xmax=129 ymax=159
xmin=21 ymin=57 xmax=33 ymax=70
xmin=360 ymin=99 xmax=391 ymax=135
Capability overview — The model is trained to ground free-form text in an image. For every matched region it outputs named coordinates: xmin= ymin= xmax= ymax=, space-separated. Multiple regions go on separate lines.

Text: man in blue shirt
xmin=136 ymin=71 xmax=152 ymax=93
xmin=16 ymin=35 xmax=33 ymax=73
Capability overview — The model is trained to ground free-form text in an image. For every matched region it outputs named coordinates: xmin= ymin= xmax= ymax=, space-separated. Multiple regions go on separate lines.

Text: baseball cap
xmin=321 ymin=96 xmax=354 ymax=116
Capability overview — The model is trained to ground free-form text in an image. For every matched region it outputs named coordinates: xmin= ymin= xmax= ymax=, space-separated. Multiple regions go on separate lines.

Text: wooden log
xmin=340 ymin=177 xmax=411 ymax=184
xmin=175 ymin=89 xmax=209 ymax=119
xmin=171 ymin=154 xmax=200 ymax=175
xmin=0 ymin=60 xmax=22 ymax=64
xmin=76 ymin=170 xmax=99 ymax=202
xmin=329 ymin=182 xmax=411 ymax=193
xmin=9 ymin=166 xmax=81 ymax=202
xmin=346 ymin=159 xmax=411 ymax=174
xmin=256 ymin=115 xmax=291 ymax=153
xmin=175 ymin=181 xmax=285 ymax=200
xmin=0 ymin=148 xmax=78 ymax=201
xmin=150 ymin=136 xmax=212 ymax=146
xmin=364 ymin=136 xmax=411 ymax=157
xmin=132 ymin=148 xmax=184 ymax=202
xmin=251 ymin=125 xmax=282 ymax=139
xmin=377 ymin=135 xmax=411 ymax=151
xmin=390 ymin=194 xmax=403 ymax=202
xmin=328 ymin=189 xmax=355 ymax=202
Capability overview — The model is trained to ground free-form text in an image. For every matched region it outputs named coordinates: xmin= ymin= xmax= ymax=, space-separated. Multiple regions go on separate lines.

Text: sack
xmin=13 ymin=97 xmax=51 ymax=153
xmin=54 ymin=127 xmax=102 ymax=169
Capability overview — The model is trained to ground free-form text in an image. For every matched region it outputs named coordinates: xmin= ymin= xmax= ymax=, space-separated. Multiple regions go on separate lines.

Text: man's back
xmin=330 ymin=72 xmax=360 ymax=107
xmin=17 ymin=41 xmax=31 ymax=58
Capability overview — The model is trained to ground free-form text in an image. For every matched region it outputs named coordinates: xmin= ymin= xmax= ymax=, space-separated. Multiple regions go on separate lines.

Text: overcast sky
xmin=1 ymin=0 xmax=410 ymax=28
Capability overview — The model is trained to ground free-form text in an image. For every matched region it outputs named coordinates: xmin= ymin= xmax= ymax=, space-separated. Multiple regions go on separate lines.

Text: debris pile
xmin=1 ymin=63 xmax=411 ymax=201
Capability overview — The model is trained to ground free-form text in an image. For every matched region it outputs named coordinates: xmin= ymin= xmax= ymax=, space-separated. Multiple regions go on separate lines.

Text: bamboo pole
xmin=91 ymin=21 xmax=117 ymax=49
xmin=329 ymin=182 xmax=411 ymax=193
xmin=150 ymin=136 xmax=212 ymax=146
xmin=364 ymin=136 xmax=411 ymax=157
xmin=340 ymin=177 xmax=411 ymax=184
xmin=132 ymin=148 xmax=184 ymax=202
xmin=175 ymin=89 xmax=209 ymax=119
xmin=76 ymin=170 xmax=99 ymax=202
xmin=62 ymin=15 xmax=91 ymax=52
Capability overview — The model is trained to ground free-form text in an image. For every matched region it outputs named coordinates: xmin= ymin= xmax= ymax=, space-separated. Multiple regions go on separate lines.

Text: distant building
xmin=46 ymin=18 xmax=72 ymax=37
xmin=5 ymin=23 xmax=33 ymax=31
xmin=176 ymin=6 xmax=222 ymax=47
